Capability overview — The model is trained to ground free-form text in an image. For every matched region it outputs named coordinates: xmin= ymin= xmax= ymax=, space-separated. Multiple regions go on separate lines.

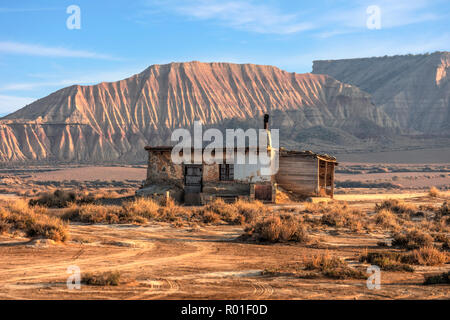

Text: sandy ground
xmin=337 ymin=147 xmax=450 ymax=164
xmin=28 ymin=166 xmax=147 ymax=182
xmin=0 ymin=197 xmax=449 ymax=300
xmin=0 ymin=165 xmax=449 ymax=300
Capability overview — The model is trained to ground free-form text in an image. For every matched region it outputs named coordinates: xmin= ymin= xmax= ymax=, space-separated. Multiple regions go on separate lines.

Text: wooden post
xmin=330 ymin=163 xmax=335 ymax=199
xmin=316 ymin=159 xmax=320 ymax=195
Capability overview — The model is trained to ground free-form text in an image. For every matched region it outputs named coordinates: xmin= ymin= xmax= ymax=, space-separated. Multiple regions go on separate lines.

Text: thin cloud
xmin=0 ymin=95 xmax=35 ymax=114
xmin=148 ymin=0 xmax=314 ymax=34
xmin=0 ymin=68 xmax=148 ymax=93
xmin=316 ymin=0 xmax=444 ymax=37
xmin=0 ymin=7 xmax=60 ymax=13
xmin=0 ymin=41 xmax=118 ymax=60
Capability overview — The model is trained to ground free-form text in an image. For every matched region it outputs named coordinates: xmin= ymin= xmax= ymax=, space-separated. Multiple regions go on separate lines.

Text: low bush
xmin=372 ymin=209 xmax=400 ymax=230
xmin=359 ymin=251 xmax=414 ymax=272
xmin=436 ymin=201 xmax=450 ymax=217
xmin=243 ymin=213 xmax=309 ymax=243
xmin=423 ymin=272 xmax=450 ymax=285
xmin=392 ymin=229 xmax=433 ymax=250
xmin=305 ymin=253 xmax=366 ymax=279
xmin=403 ymin=246 xmax=448 ymax=266
xmin=375 ymin=199 xmax=417 ymax=218
xmin=81 ymin=271 xmax=121 ymax=286
xmin=0 ymin=199 xmax=69 ymax=242
xmin=428 ymin=187 xmax=440 ymax=198
xmin=320 ymin=203 xmax=365 ymax=232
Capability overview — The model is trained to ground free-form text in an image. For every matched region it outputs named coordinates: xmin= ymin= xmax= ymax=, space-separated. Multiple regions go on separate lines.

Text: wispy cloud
xmin=0 ymin=95 xmax=35 ymax=114
xmin=0 ymin=41 xmax=118 ymax=60
xmin=0 ymin=7 xmax=60 ymax=13
xmin=147 ymin=0 xmax=445 ymax=37
xmin=313 ymin=0 xmax=445 ymax=38
xmin=329 ymin=0 xmax=442 ymax=29
xmin=147 ymin=0 xmax=314 ymax=34
xmin=0 ymin=68 xmax=147 ymax=93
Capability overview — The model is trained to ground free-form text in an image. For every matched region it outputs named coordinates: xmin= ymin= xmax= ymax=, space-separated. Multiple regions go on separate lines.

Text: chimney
xmin=264 ymin=114 xmax=269 ymax=130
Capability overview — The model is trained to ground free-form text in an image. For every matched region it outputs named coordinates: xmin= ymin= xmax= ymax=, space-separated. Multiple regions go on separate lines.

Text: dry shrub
xmin=122 ymin=197 xmax=159 ymax=219
xmin=303 ymin=202 xmax=326 ymax=213
xmin=392 ymin=228 xmax=433 ymax=250
xmin=29 ymin=189 xmax=77 ymax=208
xmin=372 ymin=209 xmax=400 ymax=230
xmin=320 ymin=203 xmax=365 ymax=232
xmin=436 ymin=201 xmax=450 ymax=218
xmin=359 ymin=251 xmax=414 ymax=272
xmin=202 ymin=198 xmax=242 ymax=224
xmin=423 ymin=272 xmax=450 ymax=285
xmin=63 ymin=203 xmax=146 ymax=224
xmin=0 ymin=199 xmax=69 ymax=242
xmin=375 ymin=199 xmax=417 ymax=218
xmin=195 ymin=199 xmax=267 ymax=225
xmin=428 ymin=187 xmax=440 ymax=198
xmin=233 ymin=199 xmax=265 ymax=224
xmin=403 ymin=247 xmax=448 ymax=266
xmin=29 ymin=189 xmax=124 ymax=208
xmin=305 ymin=253 xmax=365 ymax=279
xmin=243 ymin=213 xmax=309 ymax=243
xmin=198 ymin=210 xmax=221 ymax=224
xmin=82 ymin=271 xmax=121 ymax=286
xmin=64 ymin=204 xmax=120 ymax=224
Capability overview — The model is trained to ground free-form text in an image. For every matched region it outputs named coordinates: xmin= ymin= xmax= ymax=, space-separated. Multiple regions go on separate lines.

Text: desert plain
xmin=0 ymin=151 xmax=449 ymax=300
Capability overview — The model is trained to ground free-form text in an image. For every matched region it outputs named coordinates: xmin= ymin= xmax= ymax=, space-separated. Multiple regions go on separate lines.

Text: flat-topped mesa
xmin=0 ymin=61 xmax=397 ymax=164
xmin=312 ymin=52 xmax=450 ymax=135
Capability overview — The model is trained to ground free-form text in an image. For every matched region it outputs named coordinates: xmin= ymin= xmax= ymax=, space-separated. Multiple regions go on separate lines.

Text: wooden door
xmin=184 ymin=164 xmax=203 ymax=193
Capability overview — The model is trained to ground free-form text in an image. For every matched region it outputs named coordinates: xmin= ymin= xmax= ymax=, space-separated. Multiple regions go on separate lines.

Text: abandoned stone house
xmin=137 ymin=115 xmax=337 ymax=204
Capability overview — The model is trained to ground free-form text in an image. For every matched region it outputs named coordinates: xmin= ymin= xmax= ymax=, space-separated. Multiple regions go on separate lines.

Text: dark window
xmin=219 ymin=164 xmax=234 ymax=181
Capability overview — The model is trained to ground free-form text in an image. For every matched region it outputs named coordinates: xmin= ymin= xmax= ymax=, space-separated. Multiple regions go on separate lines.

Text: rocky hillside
xmin=313 ymin=52 xmax=450 ymax=135
xmin=0 ymin=61 xmax=398 ymax=164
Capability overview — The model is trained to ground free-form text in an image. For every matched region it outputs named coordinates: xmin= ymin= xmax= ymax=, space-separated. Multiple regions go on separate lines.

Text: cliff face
xmin=0 ymin=61 xmax=397 ymax=163
xmin=313 ymin=52 xmax=450 ymax=135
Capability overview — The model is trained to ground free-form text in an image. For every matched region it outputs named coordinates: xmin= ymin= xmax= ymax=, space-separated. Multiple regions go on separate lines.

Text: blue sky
xmin=0 ymin=0 xmax=449 ymax=115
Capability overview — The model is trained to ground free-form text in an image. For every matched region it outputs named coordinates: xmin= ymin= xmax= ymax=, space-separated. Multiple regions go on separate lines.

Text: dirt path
xmin=1 ymin=220 xmax=449 ymax=299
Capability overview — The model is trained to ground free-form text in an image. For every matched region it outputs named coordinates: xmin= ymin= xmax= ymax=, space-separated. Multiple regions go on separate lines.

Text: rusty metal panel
xmin=255 ymin=184 xmax=272 ymax=201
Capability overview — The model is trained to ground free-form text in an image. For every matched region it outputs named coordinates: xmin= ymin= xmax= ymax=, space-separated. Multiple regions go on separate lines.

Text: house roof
xmin=144 ymin=146 xmax=337 ymax=162
xmin=279 ymin=148 xmax=337 ymax=162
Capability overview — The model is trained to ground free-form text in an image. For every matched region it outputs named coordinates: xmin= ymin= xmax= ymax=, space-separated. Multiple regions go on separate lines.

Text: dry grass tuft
xmin=242 ymin=213 xmax=309 ymax=243
xmin=320 ymin=202 xmax=365 ymax=232
xmin=375 ymin=199 xmax=417 ymax=218
xmin=122 ymin=197 xmax=160 ymax=219
xmin=372 ymin=209 xmax=400 ymax=230
xmin=305 ymin=253 xmax=366 ymax=279
xmin=0 ymin=199 xmax=69 ymax=242
xmin=403 ymin=246 xmax=448 ymax=266
xmin=428 ymin=186 xmax=440 ymax=198
xmin=392 ymin=228 xmax=433 ymax=250
xmin=81 ymin=271 xmax=121 ymax=286
xmin=436 ymin=201 xmax=450 ymax=218
xmin=423 ymin=272 xmax=450 ymax=285
xmin=359 ymin=251 xmax=414 ymax=272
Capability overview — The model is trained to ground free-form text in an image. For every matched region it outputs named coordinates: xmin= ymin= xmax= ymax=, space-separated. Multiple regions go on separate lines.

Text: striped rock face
xmin=0 ymin=61 xmax=398 ymax=164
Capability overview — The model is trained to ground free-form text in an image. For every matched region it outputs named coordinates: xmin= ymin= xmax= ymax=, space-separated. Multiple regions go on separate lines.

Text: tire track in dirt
xmin=249 ymin=280 xmax=274 ymax=299
xmin=0 ymin=242 xmax=212 ymax=286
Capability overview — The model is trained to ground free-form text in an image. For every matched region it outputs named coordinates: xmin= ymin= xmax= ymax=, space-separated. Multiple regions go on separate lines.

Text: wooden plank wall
xmin=276 ymin=156 xmax=318 ymax=195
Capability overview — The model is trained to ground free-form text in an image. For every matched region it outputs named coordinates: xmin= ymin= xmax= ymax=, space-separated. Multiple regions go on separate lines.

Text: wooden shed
xmin=275 ymin=150 xmax=337 ymax=198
